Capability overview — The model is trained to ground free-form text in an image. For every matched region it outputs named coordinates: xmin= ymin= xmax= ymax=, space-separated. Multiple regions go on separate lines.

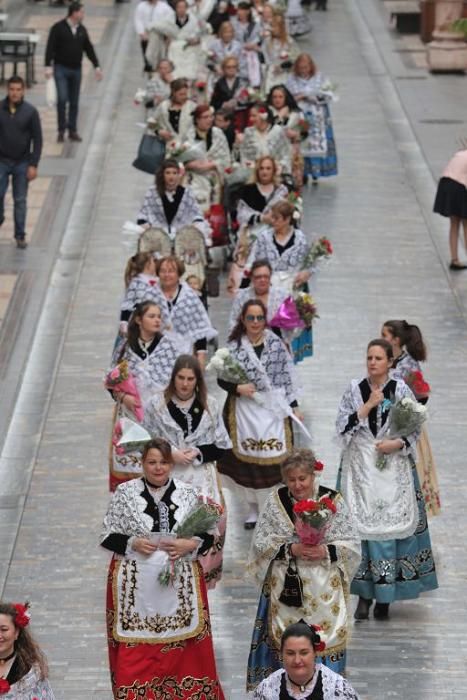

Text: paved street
xmin=1 ymin=0 xmax=467 ymax=698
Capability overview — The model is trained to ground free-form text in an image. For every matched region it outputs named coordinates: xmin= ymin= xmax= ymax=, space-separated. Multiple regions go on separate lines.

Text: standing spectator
xmin=0 ymin=76 xmax=42 ymax=250
xmin=45 ymin=2 xmax=103 ymax=143
xmin=433 ymin=148 xmax=467 ymax=269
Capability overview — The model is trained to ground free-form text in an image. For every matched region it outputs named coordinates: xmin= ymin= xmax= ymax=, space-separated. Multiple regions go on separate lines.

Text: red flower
xmin=148 ymin=279 xmax=157 ymax=286
xmin=407 ymin=370 xmax=430 ymax=397
xmin=320 ymin=496 xmax=337 ymax=513
xmin=314 ymin=641 xmax=326 ymax=652
xmin=0 ymin=679 xmax=11 ymax=694
xmin=195 ymin=81 xmax=206 ymax=90
xmin=314 ymin=460 xmax=324 ymax=472
xmin=322 ymin=238 xmax=333 ymax=254
xmin=293 ymin=499 xmax=319 ymax=514
xmin=13 ymin=603 xmax=30 ymax=628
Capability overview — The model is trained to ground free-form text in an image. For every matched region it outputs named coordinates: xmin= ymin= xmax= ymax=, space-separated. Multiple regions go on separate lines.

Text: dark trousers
xmin=140 ymin=38 xmax=151 ymax=71
xmin=0 ymin=160 xmax=29 ymax=239
xmin=54 ymin=63 xmax=82 ymax=133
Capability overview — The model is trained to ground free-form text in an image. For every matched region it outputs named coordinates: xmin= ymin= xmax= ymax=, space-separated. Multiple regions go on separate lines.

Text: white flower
xmin=206 ymin=356 xmax=224 ymax=372
xmin=292 ymin=211 xmax=301 ymax=221
xmin=216 ymin=348 xmax=230 ymax=360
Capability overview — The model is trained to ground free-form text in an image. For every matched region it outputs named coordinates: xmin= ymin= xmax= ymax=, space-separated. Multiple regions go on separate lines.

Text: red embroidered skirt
xmin=106 ymin=559 xmax=225 ymax=700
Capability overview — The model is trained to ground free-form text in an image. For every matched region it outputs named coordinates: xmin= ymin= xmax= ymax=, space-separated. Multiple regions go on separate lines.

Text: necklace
xmin=0 ymin=650 xmax=15 ymax=664
xmin=287 ymin=674 xmax=314 ymax=693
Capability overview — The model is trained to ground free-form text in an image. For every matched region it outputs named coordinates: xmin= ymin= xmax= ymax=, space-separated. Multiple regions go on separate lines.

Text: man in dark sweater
xmin=0 ymin=76 xmax=42 ymax=250
xmin=45 ymin=2 xmax=103 ymax=143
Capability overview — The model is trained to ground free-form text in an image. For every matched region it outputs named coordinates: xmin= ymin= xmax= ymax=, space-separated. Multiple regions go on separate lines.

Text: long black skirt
xmin=433 ymin=176 xmax=467 ymax=219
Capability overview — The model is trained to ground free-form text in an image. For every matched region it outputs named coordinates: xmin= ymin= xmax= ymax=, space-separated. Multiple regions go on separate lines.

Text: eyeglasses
xmin=245 ymin=314 xmax=265 ymax=322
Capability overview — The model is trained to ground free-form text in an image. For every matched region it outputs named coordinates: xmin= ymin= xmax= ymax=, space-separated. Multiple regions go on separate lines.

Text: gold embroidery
xmin=227 ymin=395 xmax=293 ymax=465
xmin=112 ymin=559 xmax=204 ymax=644
xmin=331 ymin=603 xmax=340 ymax=616
xmin=115 ymin=675 xmax=220 ymax=700
xmin=240 ymin=437 xmax=284 ymax=452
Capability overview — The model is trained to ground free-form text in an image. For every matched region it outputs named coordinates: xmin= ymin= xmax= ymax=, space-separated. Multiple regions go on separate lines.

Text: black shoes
xmin=374 ymin=602 xmax=390 ymax=620
xmin=354 ymin=597 xmax=373 ymax=620
xmin=449 ymin=260 xmax=467 ymax=270
xmin=69 ymin=132 xmax=83 ymax=142
xmin=16 ymin=238 xmax=28 ymax=249
xmin=57 ymin=132 xmax=65 ymax=143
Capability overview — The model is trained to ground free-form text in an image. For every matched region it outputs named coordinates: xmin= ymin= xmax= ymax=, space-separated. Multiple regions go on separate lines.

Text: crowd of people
xmin=0 ymin=1 xmax=444 ymax=699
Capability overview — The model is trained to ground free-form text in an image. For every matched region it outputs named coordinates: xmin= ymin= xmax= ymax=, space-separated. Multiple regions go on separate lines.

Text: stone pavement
xmin=1 ymin=0 xmax=467 ymax=698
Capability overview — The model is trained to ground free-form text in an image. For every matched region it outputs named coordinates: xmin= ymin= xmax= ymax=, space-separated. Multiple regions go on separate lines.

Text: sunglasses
xmin=245 ymin=314 xmax=265 ymax=322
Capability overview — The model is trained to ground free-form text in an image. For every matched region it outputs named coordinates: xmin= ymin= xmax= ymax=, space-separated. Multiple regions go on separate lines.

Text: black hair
xmin=383 ymin=320 xmax=427 ymax=362
xmin=367 ymin=338 xmax=394 ymax=361
xmin=281 ymin=621 xmax=323 ymax=651
xmin=7 ymin=75 xmax=25 ymax=88
xmin=68 ymin=1 xmax=83 ymax=16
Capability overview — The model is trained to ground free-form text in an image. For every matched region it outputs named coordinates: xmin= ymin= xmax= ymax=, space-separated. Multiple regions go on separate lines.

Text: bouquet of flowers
xmin=166 ymin=139 xmax=206 ymax=164
xmin=158 ymin=496 xmax=223 ymax=585
xmin=320 ymin=80 xmax=339 ymax=102
xmin=293 ymin=493 xmax=336 ymax=546
xmin=238 ymin=86 xmax=263 ymax=105
xmin=291 ymin=117 xmax=309 ymax=139
xmin=134 ymin=88 xmax=147 ymax=105
xmin=269 ymin=296 xmax=305 ymax=333
xmin=112 ymin=417 xmax=150 ymax=455
xmin=376 ymin=396 xmax=428 ymax=470
xmin=104 ymin=360 xmax=143 ymax=422
xmin=405 ymin=370 xmax=430 ymax=401
xmin=294 ymin=292 xmax=318 ymax=328
xmin=206 ymin=347 xmax=250 ymax=383
xmin=288 ymin=191 xmax=303 ymax=221
xmin=301 ymin=236 xmax=333 ymax=270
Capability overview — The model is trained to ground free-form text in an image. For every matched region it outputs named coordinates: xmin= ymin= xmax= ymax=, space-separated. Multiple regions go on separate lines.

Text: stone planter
xmin=427 ymin=29 xmax=467 ymax=70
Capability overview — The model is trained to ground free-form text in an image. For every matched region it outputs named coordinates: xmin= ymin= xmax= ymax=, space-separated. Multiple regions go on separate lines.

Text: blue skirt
xmin=348 ymin=468 xmax=438 ymax=603
xmin=303 ymin=103 xmax=338 ymax=179
xmin=247 ymin=570 xmax=346 ymax=691
xmin=291 ymin=327 xmax=313 ymax=363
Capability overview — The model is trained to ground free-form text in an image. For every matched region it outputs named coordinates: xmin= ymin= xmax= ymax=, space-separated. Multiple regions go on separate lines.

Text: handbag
xmin=132 ymin=133 xmax=166 ymax=175
xmin=278 ymin=557 xmax=304 ymax=608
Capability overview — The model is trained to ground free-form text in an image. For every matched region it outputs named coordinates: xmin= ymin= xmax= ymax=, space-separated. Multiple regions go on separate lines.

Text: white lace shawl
xmin=286 ymin=72 xmax=333 ymax=111
xmin=246 ymin=485 xmax=361 ymax=585
xmin=240 ymin=125 xmax=292 ymax=174
xmin=117 ymin=336 xmax=179 ymax=404
xmin=152 ymin=282 xmax=218 ymax=343
xmin=143 ymin=391 xmax=232 ymax=453
xmin=153 ymin=99 xmax=198 ymax=141
xmin=335 ymin=377 xmax=419 ymax=454
xmin=120 ymin=273 xmax=160 ymax=317
xmin=236 ymin=184 xmax=288 ymax=228
xmin=228 ymin=284 xmax=289 ymax=332
xmin=252 ymin=666 xmax=360 ymax=700
xmin=247 ymin=227 xmax=313 ymax=275
xmin=137 ymin=185 xmax=207 ymax=237
xmin=390 ymin=352 xmax=422 ymax=382
xmin=100 ymin=477 xmax=201 ymax=543
xmin=185 ymin=125 xmax=232 ymax=174
xmin=228 ymin=329 xmax=297 ymax=404
xmin=3 ymin=665 xmax=56 ymax=700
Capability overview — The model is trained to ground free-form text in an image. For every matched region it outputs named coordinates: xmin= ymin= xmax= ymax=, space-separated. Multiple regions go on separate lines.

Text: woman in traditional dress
xmin=137 ymin=159 xmax=211 ymax=246
xmin=228 ymin=156 xmax=288 ymax=293
xmin=152 ymin=255 xmax=217 ymax=367
xmin=247 ymin=449 xmax=360 ymax=687
xmin=381 ymin=319 xmax=440 ymax=516
xmin=153 ymin=79 xmax=197 ymax=144
xmin=144 ymin=58 xmax=174 ymax=111
xmin=166 ymin=0 xmax=207 ymax=82
xmin=208 ymin=21 xmax=244 ymax=78
xmin=211 ymin=56 xmax=247 ymax=115
xmin=262 ymin=13 xmax=299 ymax=94
xmin=252 ymin=622 xmax=361 ymax=700
xmin=184 ymin=105 xmax=231 ymax=213
xmin=238 ymin=104 xmax=292 ymax=179
xmin=433 ymin=148 xmax=467 ymax=269
xmin=231 ymin=1 xmax=262 ymax=88
xmin=287 ymin=53 xmax=337 ymax=182
xmin=267 ymin=85 xmax=305 ymax=188
xmin=101 ymin=438 xmax=225 ymax=700
xmin=228 ymin=259 xmax=288 ymax=331
xmin=245 ymin=199 xmax=315 ymax=362
xmin=119 ymin=252 xmax=158 ymax=331
xmin=143 ymin=354 xmax=231 ymax=587
xmin=108 ymin=301 xmax=179 ymax=491
xmin=0 ymin=602 xmax=56 ymax=699
xmin=217 ymin=298 xmax=300 ymax=528
xmin=336 ymin=338 xmax=438 ymax=621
